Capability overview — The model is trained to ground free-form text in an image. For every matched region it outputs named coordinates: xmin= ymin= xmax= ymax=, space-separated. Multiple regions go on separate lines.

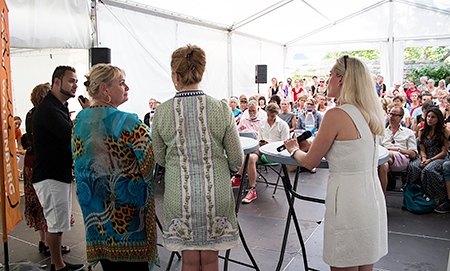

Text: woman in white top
xmin=284 ymin=55 xmax=387 ymax=270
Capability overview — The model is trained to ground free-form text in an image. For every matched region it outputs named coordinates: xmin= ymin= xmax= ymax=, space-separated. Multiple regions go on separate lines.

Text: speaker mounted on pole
xmin=255 ymin=64 xmax=267 ymax=93
xmin=90 ymin=47 xmax=111 ymax=66
xmin=255 ymin=65 xmax=267 ymax=84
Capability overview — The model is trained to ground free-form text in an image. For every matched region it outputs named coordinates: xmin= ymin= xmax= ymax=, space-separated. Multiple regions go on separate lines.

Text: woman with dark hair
xmin=258 ymin=95 xmax=267 ymax=111
xmin=152 ymin=44 xmax=243 ymax=271
xmin=268 ymin=95 xmax=281 ymax=107
xmin=407 ymin=106 xmax=449 ymax=188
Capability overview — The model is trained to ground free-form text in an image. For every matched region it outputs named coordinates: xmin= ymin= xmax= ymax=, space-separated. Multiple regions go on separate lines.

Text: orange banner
xmin=0 ymin=0 xmax=22 ymax=242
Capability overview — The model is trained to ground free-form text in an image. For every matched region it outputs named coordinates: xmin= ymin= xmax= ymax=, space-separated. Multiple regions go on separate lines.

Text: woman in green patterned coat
xmin=152 ymin=44 xmax=244 ymax=271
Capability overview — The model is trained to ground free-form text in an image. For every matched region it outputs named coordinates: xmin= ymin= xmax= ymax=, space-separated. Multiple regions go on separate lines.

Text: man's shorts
xmin=389 ymin=152 xmax=410 ymax=172
xmin=33 ymin=179 xmax=72 ymax=233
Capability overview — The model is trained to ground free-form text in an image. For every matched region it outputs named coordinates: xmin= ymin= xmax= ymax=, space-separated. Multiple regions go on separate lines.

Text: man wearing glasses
xmin=378 ymin=106 xmax=417 ymax=194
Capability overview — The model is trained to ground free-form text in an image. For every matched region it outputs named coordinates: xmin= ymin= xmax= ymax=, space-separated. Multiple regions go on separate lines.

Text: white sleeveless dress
xmin=323 ymin=104 xmax=388 ymax=267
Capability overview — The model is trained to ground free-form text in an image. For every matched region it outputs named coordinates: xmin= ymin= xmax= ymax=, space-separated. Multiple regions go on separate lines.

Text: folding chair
xmin=238 ymin=132 xmax=283 ymax=197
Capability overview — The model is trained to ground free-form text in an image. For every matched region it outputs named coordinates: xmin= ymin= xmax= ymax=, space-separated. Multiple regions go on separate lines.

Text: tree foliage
xmin=323 ymin=50 xmax=379 ymax=60
xmin=322 ymin=46 xmax=450 ymax=62
xmin=404 ymin=46 xmax=450 ymax=62
xmin=409 ymin=65 xmax=450 ymax=86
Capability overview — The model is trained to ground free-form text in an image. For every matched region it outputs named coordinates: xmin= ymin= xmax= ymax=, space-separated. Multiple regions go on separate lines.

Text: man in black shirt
xmin=32 ymin=66 xmax=84 ymax=271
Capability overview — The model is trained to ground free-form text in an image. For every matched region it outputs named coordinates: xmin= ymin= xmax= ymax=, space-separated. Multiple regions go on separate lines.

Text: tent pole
xmin=388 ymin=1 xmax=394 ymax=86
xmin=227 ymin=32 xmax=233 ymax=99
xmin=91 ymin=0 xmax=99 ymax=47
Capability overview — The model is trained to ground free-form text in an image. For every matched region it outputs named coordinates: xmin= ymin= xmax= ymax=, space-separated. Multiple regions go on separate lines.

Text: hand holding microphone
xmin=277 ymin=130 xmax=312 ymax=152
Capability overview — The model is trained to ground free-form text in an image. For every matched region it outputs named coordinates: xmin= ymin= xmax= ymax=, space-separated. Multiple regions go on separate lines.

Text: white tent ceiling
xmin=104 ymin=0 xmax=450 ymax=46
xmin=6 ymin=0 xmax=450 ymax=120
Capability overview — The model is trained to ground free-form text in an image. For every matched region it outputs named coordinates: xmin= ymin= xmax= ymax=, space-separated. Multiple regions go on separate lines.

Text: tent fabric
xmin=7 ymin=0 xmax=450 ymax=120
xmin=8 ymin=0 xmax=90 ymax=48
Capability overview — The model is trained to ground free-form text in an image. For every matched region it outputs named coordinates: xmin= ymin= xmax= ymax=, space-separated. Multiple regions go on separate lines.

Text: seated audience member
xmin=236 ymin=100 xmax=264 ymax=134
xmin=418 ymin=76 xmax=428 ymax=92
xmin=326 ymin=96 xmax=336 ymax=109
xmin=229 ymin=96 xmax=242 ymax=124
xmin=407 ymin=107 xmax=448 ymax=193
xmin=437 ymin=90 xmax=447 ymax=112
xmin=143 ymin=97 xmax=157 ymax=127
xmin=296 ymin=97 xmax=322 ymax=133
xmin=412 ymin=100 xmax=434 ymax=137
xmin=268 ymin=95 xmax=281 ymax=107
xmin=239 ymin=94 xmax=248 ymax=112
xmin=385 ymin=82 xmax=402 ymax=98
xmin=316 ymin=94 xmax=328 ymax=116
xmin=377 ymin=75 xmax=387 ymax=98
xmin=392 ymin=95 xmax=410 ymax=128
xmin=437 ymin=79 xmax=446 ymax=92
xmin=436 ymin=161 xmax=450 ymax=213
xmin=248 ymin=94 xmax=259 ymax=102
xmin=258 ymin=95 xmax=267 ymax=111
xmin=380 ymin=97 xmax=393 ymax=119
xmin=411 ymin=91 xmax=432 ymax=120
xmin=231 ymin=103 xmax=289 ymax=204
xmin=241 ymin=95 xmax=259 ymax=119
xmin=378 ymin=106 xmax=417 ymax=194
xmin=14 ymin=116 xmax=26 ymax=155
xmin=444 ymin=97 xmax=450 ymax=129
xmin=278 ymin=99 xmax=296 ymax=133
xmin=292 ymin=94 xmax=307 ymax=115
xmin=428 ymin=79 xmax=437 ymax=98
xmin=405 ymin=81 xmax=420 ymax=103
xmin=409 ymin=92 xmax=421 ymax=116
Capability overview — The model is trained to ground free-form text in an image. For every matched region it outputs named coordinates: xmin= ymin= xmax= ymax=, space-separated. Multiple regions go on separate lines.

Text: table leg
xmin=276 ymin=165 xmax=315 ymax=271
xmin=223 ymin=153 xmax=260 ymax=270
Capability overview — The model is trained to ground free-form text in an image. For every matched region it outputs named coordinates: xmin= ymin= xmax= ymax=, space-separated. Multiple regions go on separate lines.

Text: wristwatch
xmin=397 ymin=148 xmax=401 ymax=153
xmin=290 ymin=148 xmax=300 ymax=157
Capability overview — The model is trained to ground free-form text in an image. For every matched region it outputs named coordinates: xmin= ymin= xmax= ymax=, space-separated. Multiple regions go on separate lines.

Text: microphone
xmin=277 ymin=130 xmax=312 ymax=152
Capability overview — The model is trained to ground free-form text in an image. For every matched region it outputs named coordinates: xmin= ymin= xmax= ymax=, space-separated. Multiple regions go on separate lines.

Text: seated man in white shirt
xmin=231 ymin=103 xmax=290 ymax=204
xmin=378 ymin=106 xmax=417 ymax=194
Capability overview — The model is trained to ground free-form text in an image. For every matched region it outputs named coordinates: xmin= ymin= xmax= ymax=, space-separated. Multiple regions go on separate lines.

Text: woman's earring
xmin=107 ymin=95 xmax=111 ymax=103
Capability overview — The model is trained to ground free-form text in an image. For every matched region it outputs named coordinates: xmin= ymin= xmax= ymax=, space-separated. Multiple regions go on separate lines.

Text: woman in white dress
xmin=284 ymin=55 xmax=388 ymax=271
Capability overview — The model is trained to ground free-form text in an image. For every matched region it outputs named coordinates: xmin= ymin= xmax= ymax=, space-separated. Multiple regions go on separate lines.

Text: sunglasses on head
xmin=343 ymin=55 xmax=349 ymax=70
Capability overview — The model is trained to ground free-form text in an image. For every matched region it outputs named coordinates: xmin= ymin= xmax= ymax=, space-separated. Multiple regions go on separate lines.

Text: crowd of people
xmin=12 ymin=46 xmax=449 ymax=271
xmin=376 ymin=76 xmax=450 ymax=214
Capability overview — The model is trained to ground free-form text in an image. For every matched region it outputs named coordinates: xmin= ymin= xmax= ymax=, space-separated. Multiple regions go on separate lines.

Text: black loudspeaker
xmin=255 ymin=64 xmax=267 ymax=84
xmin=90 ymin=47 xmax=111 ymax=66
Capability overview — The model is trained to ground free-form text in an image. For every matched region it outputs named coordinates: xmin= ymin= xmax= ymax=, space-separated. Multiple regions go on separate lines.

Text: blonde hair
xmin=334 ymin=56 xmax=385 ymax=136
xmin=84 ymin=64 xmax=125 ymax=98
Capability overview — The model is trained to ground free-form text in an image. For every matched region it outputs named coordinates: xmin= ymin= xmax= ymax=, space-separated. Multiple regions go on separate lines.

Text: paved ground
xmin=1 ymin=167 xmax=449 ymax=271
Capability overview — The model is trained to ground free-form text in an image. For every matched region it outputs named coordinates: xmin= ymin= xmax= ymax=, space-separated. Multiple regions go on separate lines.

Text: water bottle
xmin=305 ymin=109 xmax=315 ymax=138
